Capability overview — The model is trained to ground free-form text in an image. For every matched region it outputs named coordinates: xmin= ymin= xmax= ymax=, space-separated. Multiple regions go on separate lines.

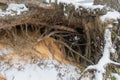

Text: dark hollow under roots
xmin=0 ymin=21 xmax=104 ymax=66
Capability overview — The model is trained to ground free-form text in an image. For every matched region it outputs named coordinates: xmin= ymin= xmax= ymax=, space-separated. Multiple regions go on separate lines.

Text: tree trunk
xmin=94 ymin=0 xmax=120 ymax=11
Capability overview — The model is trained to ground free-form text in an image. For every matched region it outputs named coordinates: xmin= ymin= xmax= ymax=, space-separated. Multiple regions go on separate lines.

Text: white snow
xmin=46 ymin=0 xmax=85 ymax=3
xmin=0 ymin=59 xmax=80 ymax=80
xmin=101 ymin=11 xmax=120 ymax=22
xmin=112 ymin=73 xmax=120 ymax=80
xmin=0 ymin=4 xmax=28 ymax=16
xmin=46 ymin=0 xmax=104 ymax=9
xmin=93 ymin=26 xmax=114 ymax=80
xmin=0 ymin=48 xmax=13 ymax=56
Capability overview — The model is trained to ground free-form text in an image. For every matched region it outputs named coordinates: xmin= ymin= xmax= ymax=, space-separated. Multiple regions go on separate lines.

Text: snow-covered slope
xmin=0 ymin=59 xmax=80 ymax=80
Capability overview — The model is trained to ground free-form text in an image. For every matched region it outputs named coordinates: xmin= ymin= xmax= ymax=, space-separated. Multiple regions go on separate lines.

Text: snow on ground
xmin=0 ymin=4 xmax=28 ymax=16
xmin=0 ymin=48 xmax=13 ymax=56
xmin=46 ymin=0 xmax=104 ymax=9
xmin=112 ymin=73 xmax=120 ymax=80
xmin=101 ymin=11 xmax=120 ymax=22
xmin=0 ymin=59 xmax=80 ymax=80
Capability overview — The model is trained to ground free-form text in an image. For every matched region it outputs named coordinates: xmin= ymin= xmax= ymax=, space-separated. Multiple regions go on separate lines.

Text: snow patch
xmin=0 ymin=59 xmax=80 ymax=80
xmin=0 ymin=48 xmax=13 ymax=56
xmin=112 ymin=73 xmax=120 ymax=80
xmin=0 ymin=4 xmax=28 ymax=16
xmin=46 ymin=0 xmax=104 ymax=9
xmin=101 ymin=11 xmax=120 ymax=22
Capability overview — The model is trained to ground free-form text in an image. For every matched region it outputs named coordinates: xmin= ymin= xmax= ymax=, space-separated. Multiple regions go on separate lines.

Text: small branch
xmin=110 ymin=60 xmax=120 ymax=66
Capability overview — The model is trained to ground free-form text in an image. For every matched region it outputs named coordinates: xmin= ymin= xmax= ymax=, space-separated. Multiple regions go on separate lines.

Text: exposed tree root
xmin=0 ymin=3 xmax=111 ymax=72
xmin=79 ymin=24 xmax=120 ymax=80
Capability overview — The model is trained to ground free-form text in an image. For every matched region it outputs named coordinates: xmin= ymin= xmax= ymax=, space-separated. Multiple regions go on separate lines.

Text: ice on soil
xmin=0 ymin=4 xmax=28 ymax=16
xmin=0 ymin=59 xmax=80 ymax=80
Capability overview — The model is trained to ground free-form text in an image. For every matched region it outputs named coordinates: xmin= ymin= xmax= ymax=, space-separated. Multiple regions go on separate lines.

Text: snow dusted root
xmin=79 ymin=24 xmax=120 ymax=80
